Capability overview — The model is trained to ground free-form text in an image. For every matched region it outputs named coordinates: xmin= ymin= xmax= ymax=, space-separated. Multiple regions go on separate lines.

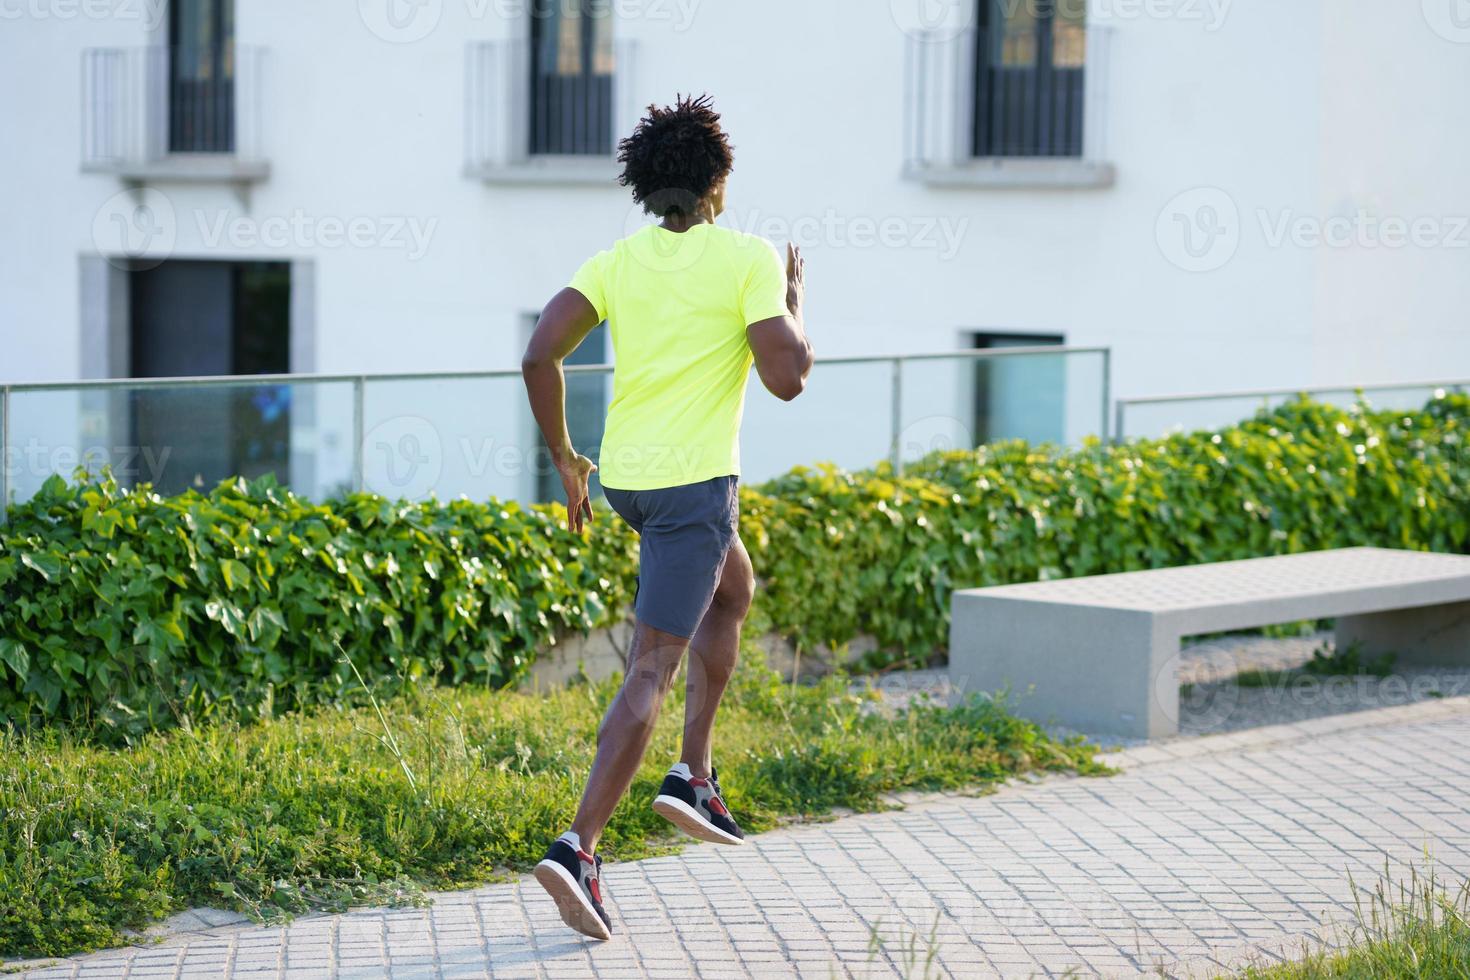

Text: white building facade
xmin=1 ymin=0 xmax=1468 ymax=500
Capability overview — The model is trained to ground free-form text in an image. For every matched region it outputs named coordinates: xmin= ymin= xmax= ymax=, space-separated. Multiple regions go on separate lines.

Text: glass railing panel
xmin=1 ymin=348 xmax=1112 ymax=513
xmin=1117 ymin=381 xmax=1470 ymax=442
xmin=359 ymin=372 xmax=577 ymax=506
xmin=2 ymin=378 xmax=355 ymax=506
xmin=896 ymin=348 xmax=1108 ymax=466
xmin=740 ymin=360 xmax=895 ymax=484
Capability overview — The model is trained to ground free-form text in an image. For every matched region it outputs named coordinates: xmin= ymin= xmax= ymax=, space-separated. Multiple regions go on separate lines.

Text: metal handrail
xmin=0 ymin=345 xmax=1113 ymax=519
xmin=1 ymin=385 xmax=9 ymax=517
xmin=0 ymin=345 xmax=1109 ymax=392
xmin=1113 ymin=377 xmax=1470 ymax=442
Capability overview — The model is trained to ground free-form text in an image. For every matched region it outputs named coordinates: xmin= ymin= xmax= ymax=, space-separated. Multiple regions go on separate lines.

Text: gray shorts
xmin=603 ymin=476 xmax=740 ymax=638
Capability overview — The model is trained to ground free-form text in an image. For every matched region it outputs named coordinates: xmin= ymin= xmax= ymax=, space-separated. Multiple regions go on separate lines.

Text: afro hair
xmin=617 ymin=93 xmax=734 ymax=219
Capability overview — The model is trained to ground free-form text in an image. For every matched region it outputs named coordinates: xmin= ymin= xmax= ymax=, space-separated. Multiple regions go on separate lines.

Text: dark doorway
xmin=972 ymin=332 xmax=1066 ymax=445
xmin=529 ymin=0 xmax=615 ymax=156
xmin=129 ymin=260 xmax=290 ymax=494
xmin=169 ymin=0 xmax=236 ymax=153
xmin=973 ymin=0 xmax=1087 ymax=157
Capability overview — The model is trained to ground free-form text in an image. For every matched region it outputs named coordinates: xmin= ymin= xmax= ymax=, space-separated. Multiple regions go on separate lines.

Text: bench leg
xmin=948 ymin=596 xmax=1174 ymax=739
xmin=1336 ymin=601 xmax=1470 ymax=666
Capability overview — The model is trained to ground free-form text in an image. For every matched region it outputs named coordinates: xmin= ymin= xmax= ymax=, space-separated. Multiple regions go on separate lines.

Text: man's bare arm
xmin=747 ymin=243 xmax=813 ymax=402
xmin=522 ymin=287 xmax=603 ymax=532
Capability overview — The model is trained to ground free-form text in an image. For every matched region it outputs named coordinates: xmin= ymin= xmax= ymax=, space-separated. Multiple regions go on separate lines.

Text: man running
xmin=521 ymin=93 xmax=813 ymax=940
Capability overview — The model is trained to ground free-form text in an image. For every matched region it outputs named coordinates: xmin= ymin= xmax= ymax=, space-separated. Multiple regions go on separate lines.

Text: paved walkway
xmin=15 ymin=697 xmax=1470 ymax=980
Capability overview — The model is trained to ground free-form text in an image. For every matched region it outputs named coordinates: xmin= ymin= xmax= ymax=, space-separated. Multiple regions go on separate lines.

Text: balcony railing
xmin=464 ymin=37 xmax=637 ymax=182
xmin=81 ymin=45 xmax=268 ymax=182
xmin=903 ymin=26 xmax=1112 ymax=187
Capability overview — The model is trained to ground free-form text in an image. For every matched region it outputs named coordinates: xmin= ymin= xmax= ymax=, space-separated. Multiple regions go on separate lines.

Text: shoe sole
xmin=652 ymin=794 xmax=745 ymax=846
xmin=533 ymin=859 xmax=612 ymax=941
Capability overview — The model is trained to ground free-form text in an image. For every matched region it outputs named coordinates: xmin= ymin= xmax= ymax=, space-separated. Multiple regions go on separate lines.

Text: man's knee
xmin=712 ymin=562 xmax=755 ymax=620
xmin=626 ymin=627 xmax=688 ymax=695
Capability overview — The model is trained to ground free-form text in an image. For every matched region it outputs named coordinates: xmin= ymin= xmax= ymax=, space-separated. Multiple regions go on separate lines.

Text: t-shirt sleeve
xmin=568 ymin=250 xmax=609 ymax=321
xmin=740 ymin=241 xmax=790 ymax=327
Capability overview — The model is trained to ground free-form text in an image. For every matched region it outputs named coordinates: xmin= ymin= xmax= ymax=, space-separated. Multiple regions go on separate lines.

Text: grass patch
xmin=0 ymin=648 xmax=1104 ymax=961
xmin=1233 ymin=860 xmax=1470 ymax=978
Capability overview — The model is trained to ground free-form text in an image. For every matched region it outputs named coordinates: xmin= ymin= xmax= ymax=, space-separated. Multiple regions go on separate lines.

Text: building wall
xmin=1 ymin=1 xmax=1467 ymax=458
xmin=1311 ymin=0 xmax=1470 ymax=383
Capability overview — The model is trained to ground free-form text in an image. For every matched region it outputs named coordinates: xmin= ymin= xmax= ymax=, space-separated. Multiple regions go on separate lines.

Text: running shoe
xmin=652 ymin=765 xmax=745 ymax=845
xmin=534 ymin=838 xmax=612 ymax=940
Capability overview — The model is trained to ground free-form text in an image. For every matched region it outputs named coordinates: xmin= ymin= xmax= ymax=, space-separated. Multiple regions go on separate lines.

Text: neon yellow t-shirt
xmin=569 ymin=223 xmax=789 ymax=491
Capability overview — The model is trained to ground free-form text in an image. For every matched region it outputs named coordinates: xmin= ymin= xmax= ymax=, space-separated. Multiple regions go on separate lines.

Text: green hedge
xmin=0 ymin=481 xmax=637 ymax=739
xmin=2 ymin=394 xmax=1468 ymax=738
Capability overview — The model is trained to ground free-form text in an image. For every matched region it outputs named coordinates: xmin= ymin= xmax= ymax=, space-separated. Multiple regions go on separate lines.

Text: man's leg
xmin=567 ymin=620 xmax=689 ymax=852
xmin=680 ymin=536 xmax=755 ymax=779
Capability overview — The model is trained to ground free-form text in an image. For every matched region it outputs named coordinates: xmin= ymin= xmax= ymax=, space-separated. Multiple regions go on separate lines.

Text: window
xmin=973 ymin=0 xmax=1087 ymax=157
xmin=129 ymin=260 xmax=290 ymax=493
xmin=529 ymin=0 xmax=615 ymax=156
xmin=169 ymin=0 xmax=236 ymax=153
xmin=971 ymin=332 xmax=1066 ymax=445
xmin=531 ymin=321 xmax=609 ymax=503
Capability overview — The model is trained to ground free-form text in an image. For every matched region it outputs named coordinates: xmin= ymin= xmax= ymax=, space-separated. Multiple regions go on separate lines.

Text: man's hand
xmin=558 ymin=453 xmax=598 ymax=533
xmin=524 ymin=286 xmax=603 ymax=533
xmin=785 ymin=243 xmax=805 ymax=318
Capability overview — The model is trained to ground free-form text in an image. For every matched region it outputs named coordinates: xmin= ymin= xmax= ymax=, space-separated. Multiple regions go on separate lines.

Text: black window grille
xmin=972 ymin=0 xmax=1087 ymax=158
xmin=529 ymin=0 xmax=615 ymax=156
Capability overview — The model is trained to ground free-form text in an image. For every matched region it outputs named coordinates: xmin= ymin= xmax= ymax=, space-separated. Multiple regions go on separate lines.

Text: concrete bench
xmin=948 ymin=547 xmax=1470 ymax=738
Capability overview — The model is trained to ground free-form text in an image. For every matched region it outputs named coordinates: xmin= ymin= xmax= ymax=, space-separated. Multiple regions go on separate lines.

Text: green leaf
xmin=83 ymin=507 xmax=124 ymax=540
xmin=0 ymin=639 xmax=29 ymax=679
xmin=204 ymin=599 xmax=248 ymax=639
xmin=247 ymin=607 xmax=287 ymax=650
xmin=220 ymin=559 xmax=251 ymax=593
xmin=20 ymin=551 xmax=64 ymax=583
